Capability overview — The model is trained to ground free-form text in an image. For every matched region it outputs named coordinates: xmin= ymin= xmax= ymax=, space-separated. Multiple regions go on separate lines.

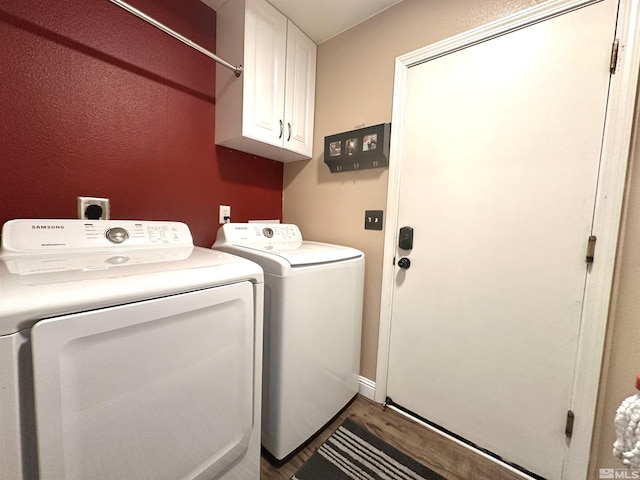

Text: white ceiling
xmin=201 ymin=0 xmax=404 ymax=44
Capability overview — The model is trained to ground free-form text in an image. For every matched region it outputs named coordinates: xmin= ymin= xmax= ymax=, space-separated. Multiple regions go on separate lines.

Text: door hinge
xmin=565 ymin=410 xmax=575 ymax=438
xmin=586 ymin=235 xmax=597 ymax=264
xmin=610 ymin=39 xmax=619 ymax=74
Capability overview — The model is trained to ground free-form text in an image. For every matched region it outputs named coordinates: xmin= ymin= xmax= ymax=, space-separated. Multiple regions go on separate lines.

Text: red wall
xmin=0 ymin=0 xmax=283 ymax=247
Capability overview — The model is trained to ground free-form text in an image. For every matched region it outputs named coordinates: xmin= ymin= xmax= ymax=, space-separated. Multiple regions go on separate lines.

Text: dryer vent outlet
xmin=78 ymin=196 xmax=110 ymax=220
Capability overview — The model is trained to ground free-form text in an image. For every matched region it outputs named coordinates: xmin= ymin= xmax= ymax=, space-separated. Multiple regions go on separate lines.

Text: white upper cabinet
xmin=283 ymin=22 xmax=316 ymax=157
xmin=215 ymin=0 xmax=317 ymax=162
xmin=242 ymin=0 xmax=287 ymax=148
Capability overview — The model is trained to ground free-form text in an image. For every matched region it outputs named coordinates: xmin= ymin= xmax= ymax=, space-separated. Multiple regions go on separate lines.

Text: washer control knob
xmin=106 ymin=227 xmax=129 ymax=244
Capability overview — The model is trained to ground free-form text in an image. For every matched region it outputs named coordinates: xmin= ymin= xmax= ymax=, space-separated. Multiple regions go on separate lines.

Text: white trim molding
xmin=358 ymin=376 xmax=376 ymax=401
xmin=565 ymin=0 xmax=640 ymax=477
xmin=375 ymin=1 xmax=640 ymax=479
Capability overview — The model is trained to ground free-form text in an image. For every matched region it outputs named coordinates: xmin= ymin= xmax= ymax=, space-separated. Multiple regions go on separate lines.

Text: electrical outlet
xmin=219 ymin=205 xmax=231 ymax=224
xmin=364 ymin=210 xmax=383 ymax=230
xmin=78 ymin=196 xmax=110 ymax=220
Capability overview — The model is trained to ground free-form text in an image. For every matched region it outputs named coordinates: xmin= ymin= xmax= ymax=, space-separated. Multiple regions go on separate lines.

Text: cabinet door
xmin=243 ymin=0 xmax=287 ymax=147
xmin=284 ymin=21 xmax=316 ymax=157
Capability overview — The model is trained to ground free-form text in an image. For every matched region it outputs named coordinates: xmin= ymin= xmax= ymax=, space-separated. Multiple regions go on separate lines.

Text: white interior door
xmin=386 ymin=1 xmax=618 ymax=478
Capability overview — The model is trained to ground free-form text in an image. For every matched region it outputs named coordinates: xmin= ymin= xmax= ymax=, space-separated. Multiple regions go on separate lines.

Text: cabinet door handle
xmin=287 ymin=122 xmax=292 ymax=141
xmin=279 ymin=120 xmax=283 ymax=139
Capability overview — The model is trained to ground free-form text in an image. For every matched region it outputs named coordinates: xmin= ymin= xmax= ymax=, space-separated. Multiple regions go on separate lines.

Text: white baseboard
xmin=358 ymin=376 xmax=376 ymax=400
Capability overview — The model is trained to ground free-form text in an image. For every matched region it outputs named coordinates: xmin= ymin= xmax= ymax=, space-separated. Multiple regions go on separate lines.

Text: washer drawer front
xmin=31 ymin=283 xmax=255 ymax=480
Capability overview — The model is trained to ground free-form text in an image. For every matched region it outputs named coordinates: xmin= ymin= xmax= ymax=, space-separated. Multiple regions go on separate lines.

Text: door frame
xmin=375 ymin=0 xmax=640 ymax=478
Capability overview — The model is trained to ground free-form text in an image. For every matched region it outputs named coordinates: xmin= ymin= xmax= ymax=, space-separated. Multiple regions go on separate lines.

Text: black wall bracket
xmin=324 ymin=123 xmax=391 ymax=173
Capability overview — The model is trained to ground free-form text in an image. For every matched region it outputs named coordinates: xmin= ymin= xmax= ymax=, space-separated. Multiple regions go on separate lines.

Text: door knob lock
xmin=399 ymin=226 xmax=414 ymax=250
xmin=398 ymin=257 xmax=411 ymax=269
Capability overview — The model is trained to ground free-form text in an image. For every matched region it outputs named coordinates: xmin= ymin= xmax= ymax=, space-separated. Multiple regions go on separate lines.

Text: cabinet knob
xmin=287 ymin=122 xmax=292 ymax=141
xmin=279 ymin=120 xmax=283 ymax=139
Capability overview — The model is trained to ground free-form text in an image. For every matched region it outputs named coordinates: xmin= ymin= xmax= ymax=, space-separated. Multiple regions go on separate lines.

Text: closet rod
xmin=109 ymin=0 xmax=243 ymax=77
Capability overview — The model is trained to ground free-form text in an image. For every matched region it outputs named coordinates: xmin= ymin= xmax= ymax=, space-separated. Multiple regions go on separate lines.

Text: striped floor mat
xmin=291 ymin=418 xmax=445 ymax=480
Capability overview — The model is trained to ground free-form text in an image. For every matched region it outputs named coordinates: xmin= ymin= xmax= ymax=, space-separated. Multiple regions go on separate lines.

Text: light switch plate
xmin=364 ymin=210 xmax=383 ymax=230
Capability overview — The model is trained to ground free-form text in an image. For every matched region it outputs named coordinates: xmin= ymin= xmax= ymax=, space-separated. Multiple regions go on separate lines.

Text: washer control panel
xmin=1 ymin=219 xmax=194 ymax=253
xmin=217 ymin=223 xmax=302 ymax=246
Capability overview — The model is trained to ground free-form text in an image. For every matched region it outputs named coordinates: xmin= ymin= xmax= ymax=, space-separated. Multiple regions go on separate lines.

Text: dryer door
xmin=31 ymin=283 xmax=255 ymax=480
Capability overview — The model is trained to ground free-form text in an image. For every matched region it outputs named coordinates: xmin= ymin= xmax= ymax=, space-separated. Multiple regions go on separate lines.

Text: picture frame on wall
xmin=363 ymin=134 xmax=378 ymax=151
xmin=323 ymin=123 xmax=391 ymax=173
xmin=346 ymin=138 xmax=358 ymax=155
xmin=329 ymin=140 xmax=342 ymax=156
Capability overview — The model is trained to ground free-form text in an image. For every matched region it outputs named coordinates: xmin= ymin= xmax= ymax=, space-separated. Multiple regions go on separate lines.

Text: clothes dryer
xmin=0 ymin=219 xmax=263 ymax=480
xmin=213 ymin=223 xmax=364 ymax=460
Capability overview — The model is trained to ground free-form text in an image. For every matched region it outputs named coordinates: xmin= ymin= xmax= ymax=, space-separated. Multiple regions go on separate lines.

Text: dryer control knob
xmin=106 ymin=227 xmax=129 ymax=244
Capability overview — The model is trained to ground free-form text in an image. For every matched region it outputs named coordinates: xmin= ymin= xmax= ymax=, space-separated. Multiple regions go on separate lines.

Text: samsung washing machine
xmin=0 ymin=219 xmax=263 ymax=480
xmin=213 ymin=223 xmax=364 ymax=460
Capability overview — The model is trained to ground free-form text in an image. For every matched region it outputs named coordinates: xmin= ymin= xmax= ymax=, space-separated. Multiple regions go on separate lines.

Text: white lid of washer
xmin=214 ymin=223 xmax=362 ymax=266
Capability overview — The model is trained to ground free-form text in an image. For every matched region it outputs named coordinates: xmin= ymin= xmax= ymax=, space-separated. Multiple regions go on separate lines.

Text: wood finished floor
xmin=260 ymin=395 xmax=526 ymax=480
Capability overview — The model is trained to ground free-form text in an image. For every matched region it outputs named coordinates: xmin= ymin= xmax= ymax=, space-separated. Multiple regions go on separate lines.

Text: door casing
xmin=375 ymin=0 xmax=640 ymax=478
